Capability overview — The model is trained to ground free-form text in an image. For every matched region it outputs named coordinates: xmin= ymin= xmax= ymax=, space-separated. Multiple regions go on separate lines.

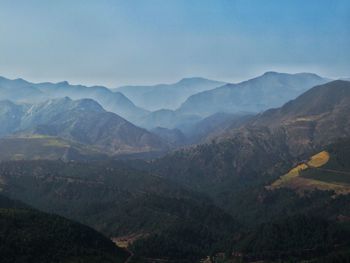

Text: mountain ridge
xmin=0 ymin=75 xmax=148 ymax=123
xmin=0 ymin=97 xmax=168 ymax=156
xmin=151 ymin=80 xmax=350 ymax=192
xmin=116 ymin=77 xmax=225 ymax=111
xmin=177 ymin=72 xmax=329 ymax=117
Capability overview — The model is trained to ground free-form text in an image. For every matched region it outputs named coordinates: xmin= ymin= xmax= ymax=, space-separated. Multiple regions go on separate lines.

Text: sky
xmin=0 ymin=0 xmax=349 ymax=87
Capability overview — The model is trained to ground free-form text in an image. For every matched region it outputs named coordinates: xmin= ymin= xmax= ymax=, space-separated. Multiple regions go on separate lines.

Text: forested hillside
xmin=0 ymin=160 xmax=238 ymax=261
xmin=0 ymin=195 xmax=129 ymax=263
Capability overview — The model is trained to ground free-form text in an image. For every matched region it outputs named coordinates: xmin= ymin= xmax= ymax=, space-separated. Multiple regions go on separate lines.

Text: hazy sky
xmin=0 ymin=0 xmax=349 ymax=87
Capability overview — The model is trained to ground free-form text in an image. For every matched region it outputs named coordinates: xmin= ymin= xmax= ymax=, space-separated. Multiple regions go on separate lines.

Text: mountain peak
xmin=56 ymin=81 xmax=69 ymax=86
xmin=0 ymin=76 xmax=30 ymax=85
xmin=14 ymin=78 xmax=28 ymax=82
xmin=255 ymin=80 xmax=350 ymax=126
xmin=177 ymin=77 xmax=220 ymax=85
xmin=178 ymin=72 xmax=328 ymax=117
xmin=179 ymin=77 xmax=206 ymax=82
xmin=261 ymin=71 xmax=324 ymax=80
xmin=43 ymin=97 xmax=104 ymax=112
xmin=74 ymin=98 xmax=105 ymax=112
xmin=262 ymin=71 xmax=279 ymax=76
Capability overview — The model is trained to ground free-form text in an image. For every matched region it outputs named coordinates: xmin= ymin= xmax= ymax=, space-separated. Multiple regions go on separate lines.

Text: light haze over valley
xmin=0 ymin=1 xmax=350 ymax=262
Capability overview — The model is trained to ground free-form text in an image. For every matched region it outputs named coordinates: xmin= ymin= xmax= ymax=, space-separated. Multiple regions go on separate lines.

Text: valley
xmin=1 ymin=2 xmax=349 ymax=262
xmin=0 ymin=78 xmax=350 ymax=262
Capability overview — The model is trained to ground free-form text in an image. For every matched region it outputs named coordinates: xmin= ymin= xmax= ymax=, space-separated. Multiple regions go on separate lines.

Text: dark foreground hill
xmin=0 ymin=194 xmax=129 ymax=263
xmin=0 ymin=160 xmax=238 ymax=262
xmin=233 ymin=215 xmax=350 ymax=262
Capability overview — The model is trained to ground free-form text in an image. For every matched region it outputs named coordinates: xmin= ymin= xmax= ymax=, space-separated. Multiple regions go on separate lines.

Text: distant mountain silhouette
xmin=177 ymin=72 xmax=329 ymax=117
xmin=116 ymin=77 xmax=225 ymax=111
xmin=0 ymin=76 xmax=148 ymax=123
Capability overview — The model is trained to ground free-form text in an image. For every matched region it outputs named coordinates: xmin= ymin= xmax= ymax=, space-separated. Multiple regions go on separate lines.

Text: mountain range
xmin=151 ymin=80 xmax=350 ymax=201
xmin=1 ymin=79 xmax=350 ymax=261
xmin=1 ymin=74 xmax=350 ymax=262
xmin=0 ymin=76 xmax=148 ymax=123
xmin=136 ymin=72 xmax=329 ymax=131
xmin=177 ymin=72 xmax=329 ymax=117
xmin=1 ymin=72 xmax=330 ymax=133
xmin=116 ymin=77 xmax=225 ymax=111
xmin=0 ymin=97 xmax=167 ymax=155
xmin=142 ymin=80 xmax=350 ymax=261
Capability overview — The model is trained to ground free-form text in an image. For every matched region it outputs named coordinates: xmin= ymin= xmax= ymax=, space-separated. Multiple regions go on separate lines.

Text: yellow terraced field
xmin=307 ymin=151 xmax=330 ymax=168
xmin=268 ymin=150 xmax=350 ymax=195
xmin=269 ymin=163 xmax=308 ymax=188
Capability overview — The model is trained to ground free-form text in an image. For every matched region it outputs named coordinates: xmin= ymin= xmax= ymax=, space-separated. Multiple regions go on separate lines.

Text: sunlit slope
xmin=268 ymin=149 xmax=350 ymax=195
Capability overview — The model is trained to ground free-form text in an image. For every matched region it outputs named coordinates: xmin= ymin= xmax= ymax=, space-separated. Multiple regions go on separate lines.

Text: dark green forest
xmin=1 ymin=134 xmax=350 ymax=262
xmin=0 ymin=195 xmax=129 ymax=263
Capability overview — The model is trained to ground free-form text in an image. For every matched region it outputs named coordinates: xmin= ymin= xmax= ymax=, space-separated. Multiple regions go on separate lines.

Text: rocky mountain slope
xmin=0 ymin=76 xmax=148 ymax=123
xmin=152 ymin=80 xmax=350 ymax=192
xmin=178 ymin=72 xmax=328 ymax=117
xmin=0 ymin=98 xmax=168 ymax=155
xmin=136 ymin=72 xmax=328 ymax=131
xmin=1 ymin=80 xmax=350 ymax=262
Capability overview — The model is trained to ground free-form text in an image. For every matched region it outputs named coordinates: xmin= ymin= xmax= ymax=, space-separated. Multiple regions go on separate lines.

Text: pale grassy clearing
xmin=266 ymin=151 xmax=350 ymax=195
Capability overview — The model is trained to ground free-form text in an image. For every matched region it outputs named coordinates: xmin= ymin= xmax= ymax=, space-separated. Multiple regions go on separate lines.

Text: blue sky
xmin=0 ymin=0 xmax=349 ymax=87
